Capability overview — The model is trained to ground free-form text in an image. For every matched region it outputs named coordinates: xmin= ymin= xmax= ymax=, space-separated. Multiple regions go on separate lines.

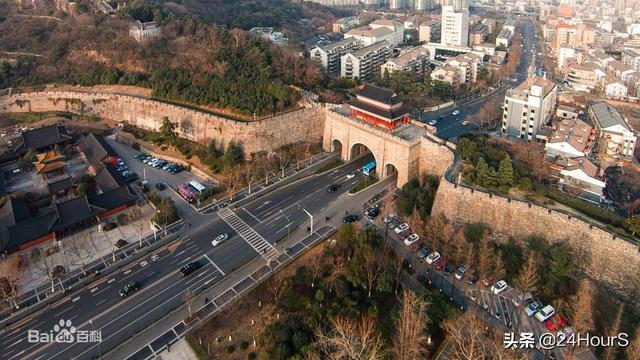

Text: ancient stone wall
xmin=433 ymin=179 xmax=640 ymax=304
xmin=0 ymin=91 xmax=325 ymax=158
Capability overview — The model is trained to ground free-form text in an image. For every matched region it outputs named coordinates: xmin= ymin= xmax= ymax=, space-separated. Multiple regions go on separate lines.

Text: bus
xmin=362 ymin=160 xmax=376 ymax=176
xmin=188 ymin=180 xmax=207 ymax=196
xmin=178 ymin=184 xmax=197 ymax=203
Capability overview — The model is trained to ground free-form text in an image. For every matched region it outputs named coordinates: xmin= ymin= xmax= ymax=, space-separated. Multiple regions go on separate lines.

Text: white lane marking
xmin=90 ymin=287 xmax=98 ymax=293
xmin=55 ymin=306 xmax=74 ymax=317
xmin=72 ymin=297 xmax=80 ymax=303
xmin=243 ymin=209 xmax=263 ymax=223
xmin=123 ymin=269 xmax=132 ymax=275
xmin=203 ymin=254 xmax=226 ymax=276
xmin=95 ymin=299 xmax=107 ymax=306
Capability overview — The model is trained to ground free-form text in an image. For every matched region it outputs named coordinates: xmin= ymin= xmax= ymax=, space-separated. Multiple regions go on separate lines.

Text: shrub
xmin=240 ymin=340 xmax=249 ymax=350
xmin=132 ymin=142 xmax=140 ymax=151
xmin=247 ymin=353 xmax=257 ymax=360
xmin=225 ymin=344 xmax=236 ymax=353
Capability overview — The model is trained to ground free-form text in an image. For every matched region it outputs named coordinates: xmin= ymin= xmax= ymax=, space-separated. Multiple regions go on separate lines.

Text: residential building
xmin=333 ymin=16 xmax=360 ymax=33
xmin=381 ymin=46 xmax=430 ymax=75
xmin=554 ymin=157 xmax=606 ymax=202
xmin=430 ymin=52 xmax=482 ymax=86
xmin=470 ymin=24 xmax=489 ymax=46
xmin=414 ymin=0 xmax=434 ymax=11
xmin=602 ymin=76 xmax=628 ymax=99
xmin=249 ymin=27 xmax=286 ymax=44
xmin=419 ymin=24 xmax=432 ymax=43
xmin=563 ymin=59 xmax=600 ymax=93
xmin=345 ymin=19 xmax=404 ymax=47
xmin=496 ymin=28 xmax=513 ymax=49
xmin=588 ymin=101 xmax=637 ymax=160
xmin=557 ymin=47 xmax=578 ymax=68
xmin=622 ymin=49 xmax=640 ymax=72
xmin=310 ymin=37 xmax=362 ymax=77
xmin=473 ymin=43 xmax=496 ymax=57
xmin=503 ymin=19 xmax=516 ymax=34
xmin=501 ymin=76 xmax=558 ymax=141
xmin=441 ymin=5 xmax=469 ymax=47
xmin=545 ymin=118 xmax=596 ymax=159
xmin=129 ymin=21 xmax=160 ymax=43
xmin=556 ymin=105 xmax=579 ymax=119
xmin=558 ymin=3 xmax=576 ymax=17
xmin=430 ymin=64 xmax=459 ymax=86
xmin=606 ymin=60 xmax=635 ymax=81
xmin=594 ymin=29 xmax=614 ymax=47
xmin=341 ymin=41 xmax=392 ymax=82
xmin=346 ymin=84 xmax=411 ymax=131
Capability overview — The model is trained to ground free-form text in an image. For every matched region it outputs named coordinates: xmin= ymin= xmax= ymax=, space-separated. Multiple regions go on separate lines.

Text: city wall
xmin=0 ymin=91 xmax=325 ymax=157
xmin=433 ymin=179 xmax=640 ymax=304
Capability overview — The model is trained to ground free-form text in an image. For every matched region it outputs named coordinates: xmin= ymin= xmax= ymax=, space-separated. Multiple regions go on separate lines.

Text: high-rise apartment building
xmin=441 ymin=5 xmax=469 ymax=47
xmin=501 ymin=76 xmax=558 ymax=141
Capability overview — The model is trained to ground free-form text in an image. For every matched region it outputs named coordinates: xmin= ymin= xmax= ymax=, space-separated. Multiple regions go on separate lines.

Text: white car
xmin=211 ymin=234 xmax=228 ymax=247
xmin=403 ymin=233 xmax=420 ymax=247
xmin=394 ymin=223 xmax=409 ymax=234
xmin=428 ymin=119 xmax=437 ymax=126
xmin=452 ymin=110 xmax=460 ymax=115
xmin=535 ymin=305 xmax=556 ymax=322
xmin=346 ymin=172 xmax=356 ymax=179
xmin=425 ymin=252 xmax=441 ymax=264
xmin=512 ymin=292 xmax=533 ymax=307
xmin=491 ymin=280 xmax=508 ymax=294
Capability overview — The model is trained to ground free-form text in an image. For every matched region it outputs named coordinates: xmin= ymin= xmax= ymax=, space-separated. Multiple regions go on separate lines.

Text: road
xmin=420 ymin=16 xmax=542 ymax=140
xmin=0 ymin=150 xmax=379 ymax=360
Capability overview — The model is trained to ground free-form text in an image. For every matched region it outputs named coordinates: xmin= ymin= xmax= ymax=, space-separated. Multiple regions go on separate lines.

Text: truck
xmin=178 ymin=184 xmax=197 ymax=203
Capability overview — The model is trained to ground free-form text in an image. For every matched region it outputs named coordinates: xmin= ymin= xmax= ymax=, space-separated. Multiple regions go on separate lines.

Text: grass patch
xmin=185 ymin=333 xmax=210 ymax=360
xmin=349 ymin=175 xmax=379 ymax=194
xmin=0 ymin=111 xmax=73 ymax=128
xmin=316 ymin=157 xmax=344 ymax=173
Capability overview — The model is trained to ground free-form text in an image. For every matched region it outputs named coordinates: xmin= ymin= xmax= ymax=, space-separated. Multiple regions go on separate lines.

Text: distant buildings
xmin=430 ymin=52 xmax=482 ymax=87
xmin=441 ymin=5 xmax=469 ymax=47
xmin=501 ymin=76 xmax=558 ymax=141
xmin=588 ymin=101 xmax=637 ymax=161
xmin=310 ymin=38 xmax=362 ymax=77
xmin=344 ymin=19 xmax=405 ymax=47
xmin=381 ymin=46 xmax=430 ymax=76
xmin=341 ymin=41 xmax=392 ymax=82
xmin=496 ymin=28 xmax=513 ymax=48
xmin=470 ymin=24 xmax=490 ymax=46
xmin=249 ymin=27 xmax=287 ymax=44
xmin=333 ymin=17 xmax=360 ymax=33
xmin=129 ymin=21 xmax=160 ymax=43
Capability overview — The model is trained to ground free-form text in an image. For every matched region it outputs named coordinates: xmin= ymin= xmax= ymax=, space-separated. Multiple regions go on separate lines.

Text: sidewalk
xmin=156 ymin=338 xmax=197 ymax=360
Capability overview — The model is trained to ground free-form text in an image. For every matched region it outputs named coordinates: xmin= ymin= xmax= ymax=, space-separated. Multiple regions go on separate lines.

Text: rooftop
xmin=348 ymin=40 xmax=390 ymax=58
xmin=353 ymin=84 xmax=404 ymax=106
xmin=589 ymin=101 xmax=631 ymax=131
xmin=17 ymin=125 xmax=72 ymax=152
xmin=549 ymin=118 xmax=594 ymax=154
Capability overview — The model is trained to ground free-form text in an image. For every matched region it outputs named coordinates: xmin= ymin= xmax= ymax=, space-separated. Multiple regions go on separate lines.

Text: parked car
xmin=525 ymin=300 xmax=544 ymax=317
xmin=403 ymin=233 xmax=420 ymax=247
xmin=116 ymin=165 xmax=128 ymax=172
xmin=452 ymin=110 xmax=460 ymax=115
xmin=535 ymin=305 xmax=556 ymax=322
xmin=482 ymin=275 xmax=496 ymax=287
xmin=212 ymin=233 xmax=229 ymax=247
xmin=443 ymin=263 xmax=454 ymax=276
xmin=342 ymin=214 xmax=359 ymax=223
xmin=394 ymin=223 xmax=409 ymax=234
xmin=428 ymin=119 xmax=437 ymax=126
xmin=425 ymin=252 xmax=441 ymax=264
xmin=545 ymin=314 xmax=568 ymax=332
xmin=512 ymin=292 xmax=533 ymax=307
xmin=326 ymin=184 xmax=341 ymax=193
xmin=417 ymin=248 xmax=430 ymax=262
xmin=180 ymin=262 xmax=202 ymax=277
xmin=102 ymin=221 xmax=117 ymax=231
xmin=455 ymin=265 xmax=467 ymax=280
xmin=491 ymin=280 xmax=508 ymax=294
xmin=433 ymin=258 xmax=445 ymax=270
xmin=467 ymin=272 xmax=478 ymax=285
xmin=114 ymin=239 xmax=129 ymax=249
xmin=119 ymin=281 xmax=139 ymax=298
xmin=365 ymin=207 xmax=379 ymax=219
xmin=155 ymin=183 xmax=166 ymax=191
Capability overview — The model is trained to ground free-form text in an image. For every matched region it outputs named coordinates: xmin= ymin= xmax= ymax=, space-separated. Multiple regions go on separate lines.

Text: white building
xmin=558 ymin=47 xmax=578 ymax=68
xmin=496 ymin=28 xmax=513 ymax=49
xmin=341 ymin=41 xmax=391 ymax=82
xmin=602 ymin=76 xmax=628 ymax=99
xmin=310 ymin=38 xmax=362 ymax=77
xmin=345 ymin=19 xmax=404 ymax=47
xmin=129 ymin=21 xmax=160 ymax=43
xmin=501 ymin=76 xmax=558 ymax=141
xmin=381 ymin=46 xmax=430 ymax=75
xmin=441 ymin=5 xmax=469 ymax=47
xmin=588 ymin=101 xmax=637 ymax=160
xmin=430 ymin=52 xmax=481 ymax=86
xmin=621 ymin=49 xmax=640 ymax=72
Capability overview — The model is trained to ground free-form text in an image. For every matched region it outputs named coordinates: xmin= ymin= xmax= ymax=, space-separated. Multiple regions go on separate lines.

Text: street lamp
xmin=302 ymin=208 xmax=313 ymax=233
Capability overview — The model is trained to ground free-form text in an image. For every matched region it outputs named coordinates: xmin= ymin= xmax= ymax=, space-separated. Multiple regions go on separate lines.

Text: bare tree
xmin=259 ymin=153 xmax=275 ymax=185
xmin=268 ymin=272 xmax=290 ymax=319
xmin=65 ymin=238 xmax=93 ymax=277
xmin=276 ymin=151 xmax=291 ymax=178
xmin=567 ymin=279 xmax=595 ymax=357
xmin=392 ymin=288 xmax=430 ymax=360
xmin=476 ymin=234 xmax=492 ymax=281
xmin=514 ymin=254 xmax=540 ymax=352
xmin=308 ymin=254 xmax=324 ymax=288
xmin=602 ymin=304 xmax=623 ymax=360
xmin=361 ymin=242 xmax=388 ymax=297
xmin=0 ymin=257 xmax=21 ymax=311
xmin=626 ymin=326 xmax=640 ymax=360
xmin=315 ymin=315 xmax=386 ymax=360
xmin=30 ymin=248 xmax=58 ymax=293
xmin=392 ymin=245 xmax=405 ymax=295
xmin=129 ymin=207 xmax=146 ymax=248
xmin=443 ymin=309 xmax=490 ymax=360
xmin=222 ymin=166 xmax=244 ymax=200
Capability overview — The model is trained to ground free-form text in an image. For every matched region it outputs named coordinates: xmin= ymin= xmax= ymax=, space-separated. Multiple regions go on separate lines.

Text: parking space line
xmin=203 ymin=255 xmax=226 ymax=276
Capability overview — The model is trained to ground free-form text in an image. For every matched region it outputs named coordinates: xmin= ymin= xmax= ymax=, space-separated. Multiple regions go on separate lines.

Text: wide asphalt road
xmin=421 ymin=15 xmax=542 ymax=140
xmin=0 ymin=154 xmax=374 ymax=360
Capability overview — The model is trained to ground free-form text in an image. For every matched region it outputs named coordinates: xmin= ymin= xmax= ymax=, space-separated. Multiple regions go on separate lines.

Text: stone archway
xmin=384 ymin=163 xmax=398 ymax=177
xmin=349 ymin=143 xmax=372 ymax=160
xmin=331 ymin=139 xmax=343 ymax=154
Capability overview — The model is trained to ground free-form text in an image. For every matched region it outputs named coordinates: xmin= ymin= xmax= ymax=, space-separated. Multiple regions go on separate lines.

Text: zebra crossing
xmin=217 ymin=207 xmax=280 ymax=262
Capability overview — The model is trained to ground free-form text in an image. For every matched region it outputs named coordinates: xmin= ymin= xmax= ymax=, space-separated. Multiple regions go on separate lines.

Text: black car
xmin=343 ymin=214 xmax=359 ymax=223
xmin=326 ymin=184 xmax=341 ymax=193
xmin=467 ymin=272 xmax=479 ymax=285
xmin=180 ymin=262 xmax=201 ymax=276
xmin=114 ymin=239 xmax=129 ymax=249
xmin=443 ymin=264 xmax=454 ymax=276
xmin=365 ymin=207 xmax=379 ymax=219
xmin=119 ymin=281 xmax=139 ymax=298
xmin=155 ymin=182 xmax=166 ymax=191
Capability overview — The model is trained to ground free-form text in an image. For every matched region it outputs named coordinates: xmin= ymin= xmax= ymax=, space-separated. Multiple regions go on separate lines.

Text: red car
xmin=545 ymin=314 xmax=568 ymax=332
xmin=482 ymin=275 xmax=496 ymax=288
xmin=433 ymin=258 xmax=445 ymax=270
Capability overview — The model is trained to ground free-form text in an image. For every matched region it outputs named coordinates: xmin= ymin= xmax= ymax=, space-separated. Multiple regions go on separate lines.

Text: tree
xmin=222 ymin=165 xmax=244 ymax=200
xmin=625 ymin=215 xmax=640 ymax=236
xmin=443 ymin=310 xmax=490 ymax=360
xmin=543 ymin=242 xmax=574 ymax=298
xmin=75 ymin=182 xmax=90 ymax=196
xmin=308 ymin=254 xmax=324 ymax=288
xmin=315 ymin=316 xmax=385 ymax=360
xmin=475 ymin=157 xmax=492 ymax=187
xmin=222 ymin=141 xmax=244 ymax=167
xmin=515 ymin=254 xmax=540 ymax=338
xmin=159 ymin=117 xmax=177 ymax=150
xmin=627 ymin=326 xmax=640 ymax=360
xmin=347 ymin=228 xmax=390 ymax=297
xmin=0 ymin=257 xmax=21 ymax=310
xmin=497 ymin=155 xmax=514 ymax=188
xmin=477 ymin=234 xmax=493 ymax=280
xmin=602 ymin=305 xmax=623 ymax=360
xmin=276 ymin=150 xmax=291 ymax=178
xmin=567 ymin=279 xmax=595 ymax=357
xmin=392 ymin=289 xmax=430 ymax=360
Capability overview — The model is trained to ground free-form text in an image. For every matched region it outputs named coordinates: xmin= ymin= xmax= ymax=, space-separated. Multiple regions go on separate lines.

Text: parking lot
xmin=105 ymin=136 xmax=215 ymax=215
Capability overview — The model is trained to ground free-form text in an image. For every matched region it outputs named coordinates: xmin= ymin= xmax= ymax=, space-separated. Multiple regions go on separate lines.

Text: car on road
xmin=455 ymin=265 xmax=467 ymax=280
xmin=212 ymin=233 xmax=229 ymax=247
xmin=119 ymin=281 xmax=139 ymax=298
xmin=417 ymin=248 xmax=430 ymax=262
xmin=365 ymin=207 xmax=379 ymax=219
xmin=491 ymin=280 xmax=508 ymax=294
xmin=346 ymin=172 xmax=356 ymax=179
xmin=155 ymin=183 xmax=166 ymax=191
xmin=525 ymin=300 xmax=544 ymax=317
xmin=180 ymin=261 xmax=202 ymax=276
xmin=462 ymin=120 xmax=470 ymax=125
xmin=428 ymin=119 xmax=438 ymax=126
xmin=394 ymin=223 xmax=409 ymax=234
xmin=452 ymin=110 xmax=460 ymax=115
xmin=535 ymin=304 xmax=556 ymax=322
xmin=425 ymin=251 xmax=441 ymax=264
xmin=326 ymin=184 xmax=341 ymax=193
xmin=403 ymin=233 xmax=420 ymax=247
xmin=433 ymin=258 xmax=445 ymax=271
xmin=545 ymin=314 xmax=568 ymax=332
xmin=342 ymin=214 xmax=359 ymax=223
xmin=512 ymin=292 xmax=533 ymax=307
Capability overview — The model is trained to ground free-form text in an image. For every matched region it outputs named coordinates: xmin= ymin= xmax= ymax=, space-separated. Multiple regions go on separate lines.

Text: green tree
xmin=457 ymin=138 xmax=476 ymax=160
xmin=222 ymin=141 xmax=244 ymax=167
xmin=497 ymin=155 xmax=514 ymax=188
xmin=626 ymin=215 xmax=640 ymax=236
xmin=475 ymin=157 xmax=492 ymax=186
xmin=159 ymin=117 xmax=177 ymax=149
xmin=543 ymin=242 xmax=574 ymax=298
